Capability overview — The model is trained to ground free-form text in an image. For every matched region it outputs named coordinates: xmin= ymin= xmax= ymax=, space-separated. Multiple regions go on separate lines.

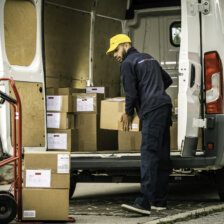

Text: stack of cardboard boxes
xmin=47 ymin=87 xmax=117 ymax=152
xmin=46 ymin=88 xmax=80 ymax=152
xmin=22 ymin=151 xmax=70 ymax=221
xmin=100 ymin=97 xmax=141 ymax=152
xmin=74 ymin=89 xmax=117 ymax=151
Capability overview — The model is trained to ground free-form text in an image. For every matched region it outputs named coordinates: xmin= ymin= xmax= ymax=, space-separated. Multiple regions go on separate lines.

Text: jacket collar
xmin=123 ymin=47 xmax=138 ymax=60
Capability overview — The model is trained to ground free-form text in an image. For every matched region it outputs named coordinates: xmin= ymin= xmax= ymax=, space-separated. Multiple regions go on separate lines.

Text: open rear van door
xmin=178 ymin=0 xmax=203 ymax=156
xmin=0 ymin=0 xmax=46 ymax=155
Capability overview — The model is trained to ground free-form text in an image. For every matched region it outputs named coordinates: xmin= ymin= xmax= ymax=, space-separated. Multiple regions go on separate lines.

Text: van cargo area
xmin=1 ymin=0 xmax=224 ymax=200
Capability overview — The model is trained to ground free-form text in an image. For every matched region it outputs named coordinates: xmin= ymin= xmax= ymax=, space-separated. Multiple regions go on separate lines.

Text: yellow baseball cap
xmin=106 ymin=34 xmax=131 ymax=55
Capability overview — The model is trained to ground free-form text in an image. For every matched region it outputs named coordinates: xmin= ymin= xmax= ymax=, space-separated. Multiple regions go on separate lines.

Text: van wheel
xmin=0 ymin=193 xmax=17 ymax=224
xmin=214 ymin=168 xmax=224 ymax=201
xmin=69 ymin=175 xmax=76 ymax=200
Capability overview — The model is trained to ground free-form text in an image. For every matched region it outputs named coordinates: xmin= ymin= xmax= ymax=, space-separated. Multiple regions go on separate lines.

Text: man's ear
xmin=124 ymin=43 xmax=131 ymax=51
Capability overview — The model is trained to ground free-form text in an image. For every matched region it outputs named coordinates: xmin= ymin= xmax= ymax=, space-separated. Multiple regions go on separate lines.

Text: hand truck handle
xmin=0 ymin=90 xmax=17 ymax=104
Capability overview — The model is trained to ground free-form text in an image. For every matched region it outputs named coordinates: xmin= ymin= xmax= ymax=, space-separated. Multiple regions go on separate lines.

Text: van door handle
xmin=190 ymin=64 xmax=196 ymax=88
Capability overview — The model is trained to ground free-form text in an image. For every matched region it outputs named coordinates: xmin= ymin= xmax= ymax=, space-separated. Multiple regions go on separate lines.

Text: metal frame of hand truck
xmin=0 ymin=77 xmax=22 ymax=222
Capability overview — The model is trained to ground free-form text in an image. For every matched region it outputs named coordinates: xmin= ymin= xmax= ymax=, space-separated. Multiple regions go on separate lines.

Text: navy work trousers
xmin=134 ymin=105 xmax=172 ymax=209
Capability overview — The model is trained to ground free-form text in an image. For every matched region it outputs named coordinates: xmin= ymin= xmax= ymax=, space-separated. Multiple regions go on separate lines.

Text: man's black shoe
xmin=121 ymin=203 xmax=151 ymax=215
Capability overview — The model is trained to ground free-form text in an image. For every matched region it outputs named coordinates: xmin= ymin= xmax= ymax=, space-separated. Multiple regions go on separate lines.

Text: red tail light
xmin=204 ymin=51 xmax=223 ymax=113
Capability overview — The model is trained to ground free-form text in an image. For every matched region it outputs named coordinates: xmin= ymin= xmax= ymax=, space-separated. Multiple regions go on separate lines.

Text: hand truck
xmin=0 ymin=77 xmax=22 ymax=223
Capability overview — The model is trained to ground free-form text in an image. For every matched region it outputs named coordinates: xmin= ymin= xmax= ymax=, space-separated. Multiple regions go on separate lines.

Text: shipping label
xmin=57 ymin=154 xmax=70 ymax=173
xmin=131 ymin=123 xmax=138 ymax=129
xmin=25 ymin=170 xmax=51 ymax=188
xmin=23 ymin=210 xmax=36 ymax=218
xmin=47 ymin=133 xmax=67 ymax=150
xmin=86 ymin=87 xmax=105 ymax=94
xmin=47 ymin=113 xmax=61 ymax=129
xmin=47 ymin=96 xmax=62 ymax=111
xmin=77 ymin=97 xmax=94 ymax=111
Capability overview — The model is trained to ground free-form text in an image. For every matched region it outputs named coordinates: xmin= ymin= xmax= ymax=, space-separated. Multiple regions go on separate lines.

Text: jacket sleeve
xmin=161 ymin=67 xmax=173 ymax=89
xmin=121 ymin=61 xmax=138 ymax=116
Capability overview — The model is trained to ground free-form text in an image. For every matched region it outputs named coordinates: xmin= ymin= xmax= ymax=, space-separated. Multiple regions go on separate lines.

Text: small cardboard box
xmin=24 ymin=152 xmax=70 ymax=188
xmin=75 ymin=113 xmax=118 ymax=151
xmin=47 ymin=129 xmax=78 ymax=151
xmin=72 ymin=93 xmax=104 ymax=113
xmin=46 ymin=112 xmax=75 ymax=129
xmin=86 ymin=86 xmax=109 ymax=97
xmin=46 ymin=87 xmax=85 ymax=95
xmin=100 ymin=98 xmax=141 ymax=132
xmin=22 ymin=188 xmax=69 ymax=221
xmin=46 ymin=95 xmax=73 ymax=112
xmin=118 ymin=131 xmax=141 ymax=152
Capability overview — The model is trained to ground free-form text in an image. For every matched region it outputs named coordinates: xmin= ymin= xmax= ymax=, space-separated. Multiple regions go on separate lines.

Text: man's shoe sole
xmin=151 ymin=205 xmax=167 ymax=211
xmin=121 ymin=204 xmax=151 ymax=215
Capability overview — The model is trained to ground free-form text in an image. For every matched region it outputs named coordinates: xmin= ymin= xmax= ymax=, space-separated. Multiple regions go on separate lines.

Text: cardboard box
xmin=46 ymin=112 xmax=75 ymax=129
xmin=47 ymin=129 xmax=78 ymax=151
xmin=118 ymin=131 xmax=141 ymax=152
xmin=46 ymin=87 xmax=85 ymax=95
xmin=72 ymin=93 xmax=104 ymax=113
xmin=86 ymin=86 xmax=109 ymax=97
xmin=22 ymin=188 xmax=69 ymax=221
xmin=75 ymin=113 xmax=118 ymax=151
xmin=24 ymin=151 xmax=70 ymax=188
xmin=24 ymin=151 xmax=70 ymax=173
xmin=46 ymin=95 xmax=73 ymax=112
xmin=100 ymin=98 xmax=141 ymax=132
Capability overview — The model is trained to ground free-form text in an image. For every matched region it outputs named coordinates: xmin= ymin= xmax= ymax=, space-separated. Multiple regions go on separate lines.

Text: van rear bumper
xmin=70 ymin=154 xmax=217 ymax=170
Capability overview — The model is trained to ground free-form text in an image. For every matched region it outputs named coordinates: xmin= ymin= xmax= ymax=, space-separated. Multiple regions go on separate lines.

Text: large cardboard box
xmin=46 ymin=95 xmax=73 ymax=112
xmin=47 ymin=112 xmax=75 ymax=129
xmin=100 ymin=98 xmax=141 ymax=132
xmin=118 ymin=131 xmax=141 ymax=152
xmin=22 ymin=188 xmax=69 ymax=221
xmin=75 ymin=113 xmax=118 ymax=151
xmin=72 ymin=93 xmax=104 ymax=113
xmin=24 ymin=151 xmax=70 ymax=188
xmin=46 ymin=87 xmax=85 ymax=95
xmin=47 ymin=129 xmax=78 ymax=151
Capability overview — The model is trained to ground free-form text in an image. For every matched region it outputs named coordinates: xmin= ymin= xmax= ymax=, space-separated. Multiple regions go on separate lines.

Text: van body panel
xmin=0 ymin=0 xmax=46 ymax=155
xmin=178 ymin=0 xmax=201 ymax=155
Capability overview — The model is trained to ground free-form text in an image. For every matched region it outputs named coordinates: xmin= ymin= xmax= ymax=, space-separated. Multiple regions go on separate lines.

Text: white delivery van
xmin=1 ymin=0 xmax=224 ymax=200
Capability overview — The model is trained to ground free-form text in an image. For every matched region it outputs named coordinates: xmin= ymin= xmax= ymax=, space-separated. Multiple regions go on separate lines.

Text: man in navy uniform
xmin=106 ymin=34 xmax=173 ymax=215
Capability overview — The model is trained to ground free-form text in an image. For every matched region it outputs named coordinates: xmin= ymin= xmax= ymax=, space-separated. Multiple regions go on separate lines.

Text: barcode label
xmin=23 ymin=210 xmax=36 ymax=218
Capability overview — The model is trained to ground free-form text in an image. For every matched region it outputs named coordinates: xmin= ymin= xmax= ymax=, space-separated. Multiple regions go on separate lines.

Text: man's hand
xmin=120 ymin=113 xmax=133 ymax=131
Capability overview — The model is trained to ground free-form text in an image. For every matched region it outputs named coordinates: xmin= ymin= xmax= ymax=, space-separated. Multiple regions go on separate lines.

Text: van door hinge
xmin=188 ymin=0 xmax=210 ymax=16
xmin=193 ymin=118 xmax=207 ymax=128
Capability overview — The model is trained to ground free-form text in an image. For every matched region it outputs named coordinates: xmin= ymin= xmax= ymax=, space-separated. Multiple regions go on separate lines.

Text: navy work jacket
xmin=120 ymin=47 xmax=172 ymax=119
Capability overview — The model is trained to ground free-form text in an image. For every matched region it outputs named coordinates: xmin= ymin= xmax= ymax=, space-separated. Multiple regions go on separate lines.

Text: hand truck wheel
xmin=0 ymin=193 xmax=18 ymax=223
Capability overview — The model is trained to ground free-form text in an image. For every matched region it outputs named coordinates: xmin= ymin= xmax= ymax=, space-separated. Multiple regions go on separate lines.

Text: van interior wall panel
xmin=4 ymin=0 xmax=37 ymax=66
xmin=45 ymin=0 xmax=94 ymax=12
xmin=128 ymin=13 xmax=180 ymax=106
xmin=93 ymin=16 xmax=122 ymax=97
xmin=96 ymin=0 xmax=127 ymax=19
xmin=9 ymin=82 xmax=45 ymax=147
xmin=44 ymin=2 xmax=90 ymax=88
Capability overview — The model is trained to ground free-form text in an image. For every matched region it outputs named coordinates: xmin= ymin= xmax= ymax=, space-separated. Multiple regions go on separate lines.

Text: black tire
xmin=0 ymin=194 xmax=17 ymax=223
xmin=69 ymin=175 xmax=77 ymax=200
xmin=0 ymin=191 xmax=14 ymax=198
xmin=214 ymin=168 xmax=224 ymax=201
